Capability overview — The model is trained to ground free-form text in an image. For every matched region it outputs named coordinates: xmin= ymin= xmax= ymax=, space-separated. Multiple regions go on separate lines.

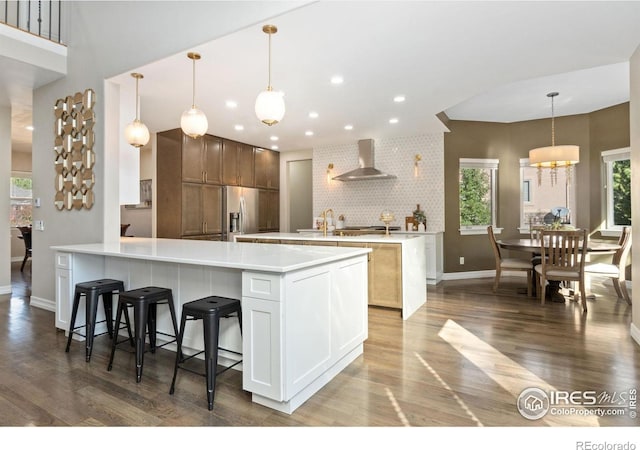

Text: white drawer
xmin=242 ymin=272 xmax=281 ymax=301
xmin=55 ymin=252 xmax=72 ymax=269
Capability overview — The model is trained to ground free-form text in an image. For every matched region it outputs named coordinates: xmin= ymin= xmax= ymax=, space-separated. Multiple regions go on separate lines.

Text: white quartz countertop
xmin=239 ymin=232 xmax=425 ymax=245
xmin=51 ymin=237 xmax=371 ymax=273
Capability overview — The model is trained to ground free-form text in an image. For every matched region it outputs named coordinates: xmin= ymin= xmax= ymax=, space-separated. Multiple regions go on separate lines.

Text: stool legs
xmin=133 ymin=301 xmax=150 ymax=383
xmin=65 ymin=288 xmax=118 ymax=362
xmin=203 ymin=313 xmax=221 ymax=411
xmin=65 ymin=290 xmax=83 ymax=354
xmin=169 ymin=311 xmax=188 ymax=396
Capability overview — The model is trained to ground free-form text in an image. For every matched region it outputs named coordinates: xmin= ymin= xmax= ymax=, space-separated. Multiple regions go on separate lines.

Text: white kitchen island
xmin=236 ymin=232 xmax=427 ymax=319
xmin=52 ymin=237 xmax=370 ymax=414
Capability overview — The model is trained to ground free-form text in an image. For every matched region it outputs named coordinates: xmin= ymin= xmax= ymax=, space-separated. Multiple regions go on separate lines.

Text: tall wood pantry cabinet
xmin=157 ymin=129 xmax=222 ymax=240
xmin=157 ymin=129 xmax=280 ymax=239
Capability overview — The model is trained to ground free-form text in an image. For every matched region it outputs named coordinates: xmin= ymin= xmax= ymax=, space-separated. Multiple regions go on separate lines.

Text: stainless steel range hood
xmin=333 ymin=139 xmax=396 ymax=181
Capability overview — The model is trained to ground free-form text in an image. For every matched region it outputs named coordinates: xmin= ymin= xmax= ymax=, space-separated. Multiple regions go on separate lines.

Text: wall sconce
xmin=414 ymin=154 xmax=422 ymax=177
xmin=327 ymin=163 xmax=334 ymax=183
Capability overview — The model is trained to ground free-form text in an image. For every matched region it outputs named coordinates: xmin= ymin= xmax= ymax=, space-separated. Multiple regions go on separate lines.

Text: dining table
xmin=497 ymin=237 xmax=620 ymax=302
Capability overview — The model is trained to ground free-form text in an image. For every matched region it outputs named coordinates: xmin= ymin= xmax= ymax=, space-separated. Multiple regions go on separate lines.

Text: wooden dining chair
xmin=487 ymin=226 xmax=533 ymax=296
xmin=536 ymin=229 xmax=588 ymax=312
xmin=17 ymin=226 xmax=32 ymax=272
xmin=584 ymin=226 xmax=632 ymax=304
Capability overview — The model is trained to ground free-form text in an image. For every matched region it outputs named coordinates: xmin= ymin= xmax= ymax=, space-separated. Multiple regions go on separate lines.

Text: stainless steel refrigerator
xmin=222 ymin=186 xmax=259 ymax=241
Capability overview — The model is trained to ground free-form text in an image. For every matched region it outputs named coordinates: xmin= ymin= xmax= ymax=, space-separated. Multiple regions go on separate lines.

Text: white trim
xmin=459 ymin=227 xmax=503 ymax=235
xmin=0 ymin=285 xmax=11 ymax=295
xmin=459 ymin=158 xmax=499 ymax=169
xmin=600 ymin=229 xmax=623 ymax=238
xmin=29 ymin=296 xmax=55 ymax=312
xmin=602 ymin=147 xmax=631 ymax=163
xmin=442 ymin=270 xmax=529 ymax=281
xmin=630 ymin=323 xmax=640 ymax=348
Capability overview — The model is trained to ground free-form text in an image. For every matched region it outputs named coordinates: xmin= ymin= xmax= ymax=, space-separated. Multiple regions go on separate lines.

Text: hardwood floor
xmin=1 ymin=263 xmax=638 ymax=433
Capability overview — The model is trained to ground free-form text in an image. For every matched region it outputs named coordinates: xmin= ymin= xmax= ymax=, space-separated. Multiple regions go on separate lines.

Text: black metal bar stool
xmin=169 ymin=296 xmax=242 ymax=410
xmin=65 ymin=278 xmax=130 ymax=362
xmin=107 ymin=286 xmax=179 ymax=383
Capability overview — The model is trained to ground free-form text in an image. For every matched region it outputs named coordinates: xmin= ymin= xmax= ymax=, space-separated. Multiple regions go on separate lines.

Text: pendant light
xmin=181 ymin=52 xmax=208 ymax=138
xmin=255 ymin=24 xmax=285 ymax=126
xmin=124 ymin=73 xmax=150 ymax=148
xmin=529 ymin=92 xmax=579 ymax=186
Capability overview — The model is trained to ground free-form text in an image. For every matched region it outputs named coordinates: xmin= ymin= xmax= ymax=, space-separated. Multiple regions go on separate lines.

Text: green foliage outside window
xmin=460 ymin=168 xmax=492 ymax=226
xmin=10 ymin=177 xmax=33 ymax=227
xmin=612 ymin=159 xmax=631 ymax=226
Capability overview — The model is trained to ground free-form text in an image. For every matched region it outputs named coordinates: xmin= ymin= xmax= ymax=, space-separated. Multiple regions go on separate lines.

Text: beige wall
xmin=443 ymin=104 xmax=628 ymax=273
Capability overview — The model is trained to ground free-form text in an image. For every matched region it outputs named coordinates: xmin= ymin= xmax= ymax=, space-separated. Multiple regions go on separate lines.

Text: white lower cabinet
xmin=242 ymin=295 xmax=283 ymax=401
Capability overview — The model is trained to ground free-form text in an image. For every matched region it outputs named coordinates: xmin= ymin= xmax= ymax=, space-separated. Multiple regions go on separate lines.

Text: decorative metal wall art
xmin=54 ymin=89 xmax=96 ymax=210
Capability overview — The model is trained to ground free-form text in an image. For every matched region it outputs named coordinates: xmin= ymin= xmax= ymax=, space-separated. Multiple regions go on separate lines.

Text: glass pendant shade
xmin=255 ymin=88 xmax=285 ymax=126
xmin=125 ymin=73 xmax=150 ymax=148
xmin=181 ymin=52 xmax=208 ymax=138
xmin=255 ymin=24 xmax=284 ymax=126
xmin=181 ymin=107 xmax=208 ymax=138
xmin=125 ymin=119 xmax=150 ymax=148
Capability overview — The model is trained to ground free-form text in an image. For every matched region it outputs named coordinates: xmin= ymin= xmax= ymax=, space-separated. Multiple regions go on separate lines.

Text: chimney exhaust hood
xmin=333 ymin=139 xmax=396 ymax=181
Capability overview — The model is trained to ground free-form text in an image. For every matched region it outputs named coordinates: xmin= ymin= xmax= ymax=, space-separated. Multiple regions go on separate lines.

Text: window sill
xmin=459 ymin=227 xmax=503 ymax=236
xmin=600 ymin=229 xmax=623 ymax=238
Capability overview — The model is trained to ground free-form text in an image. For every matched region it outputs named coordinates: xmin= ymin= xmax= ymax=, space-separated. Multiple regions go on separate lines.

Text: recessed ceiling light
xmin=305 ymin=131 xmax=314 ymax=136
xmin=308 ymin=111 xmax=319 ymax=119
xmin=234 ymin=124 xmax=244 ymax=131
xmin=25 ymin=125 xmax=34 ymax=131
xmin=226 ymin=100 xmax=238 ymax=109
xmin=389 ymin=118 xmax=399 ymax=124
xmin=330 ymin=75 xmax=344 ymax=85
xmin=271 ymin=145 xmax=279 ymax=150
xmin=393 ymin=95 xmax=406 ymax=103
xmin=344 ymin=124 xmax=353 ymax=130
xmin=270 ymin=136 xmax=279 ymax=141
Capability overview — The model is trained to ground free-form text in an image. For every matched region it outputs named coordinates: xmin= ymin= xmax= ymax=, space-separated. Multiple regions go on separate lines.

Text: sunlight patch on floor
xmin=384 ymin=387 xmax=410 ymax=426
xmin=414 ymin=352 xmax=483 ymax=426
xmin=438 ymin=319 xmax=599 ymax=426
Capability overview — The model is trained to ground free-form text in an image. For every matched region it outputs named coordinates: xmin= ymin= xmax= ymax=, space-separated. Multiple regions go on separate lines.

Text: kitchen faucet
xmin=321 ymin=208 xmax=334 ymax=237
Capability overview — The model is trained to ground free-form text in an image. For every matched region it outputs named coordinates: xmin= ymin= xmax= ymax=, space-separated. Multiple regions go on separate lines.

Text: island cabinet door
xmin=242 ymin=272 xmax=284 ymax=401
xmin=55 ymin=252 xmax=73 ymax=330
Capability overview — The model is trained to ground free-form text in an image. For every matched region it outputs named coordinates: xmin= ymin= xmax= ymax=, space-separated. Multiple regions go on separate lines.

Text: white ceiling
xmin=8 ymin=1 xmax=640 ymax=153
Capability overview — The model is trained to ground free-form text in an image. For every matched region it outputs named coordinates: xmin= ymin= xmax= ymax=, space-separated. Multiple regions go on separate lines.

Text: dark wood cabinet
xmin=222 ymin=139 xmax=255 ymax=187
xmin=255 ymin=148 xmax=280 ymax=189
xmin=181 ymin=134 xmax=222 ymax=184
xmin=157 ymin=129 xmax=222 ymax=239
xmin=259 ymin=189 xmax=279 ymax=231
xmin=158 ymin=129 xmax=277 ymax=239
xmin=181 ymin=183 xmax=221 ymax=238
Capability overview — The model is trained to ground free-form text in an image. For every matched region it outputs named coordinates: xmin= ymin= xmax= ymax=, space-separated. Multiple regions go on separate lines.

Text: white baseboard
xmin=631 ymin=323 xmax=640 ymax=347
xmin=30 ymin=296 xmax=55 ymax=312
xmin=0 ymin=285 xmax=11 ymax=295
xmin=442 ymin=270 xmax=495 ymax=280
xmin=11 ymin=257 xmax=23 ymax=263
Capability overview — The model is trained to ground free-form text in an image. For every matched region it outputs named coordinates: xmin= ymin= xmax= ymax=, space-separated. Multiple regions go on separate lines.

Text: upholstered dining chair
xmin=487 ymin=225 xmax=533 ymax=296
xmin=584 ymin=226 xmax=632 ymax=304
xmin=536 ymin=229 xmax=588 ymax=312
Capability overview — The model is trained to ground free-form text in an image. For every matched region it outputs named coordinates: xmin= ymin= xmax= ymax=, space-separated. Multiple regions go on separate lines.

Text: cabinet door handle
xmin=202 ymin=171 xmax=205 ymax=183
xmin=204 ymin=171 xmax=207 ymax=183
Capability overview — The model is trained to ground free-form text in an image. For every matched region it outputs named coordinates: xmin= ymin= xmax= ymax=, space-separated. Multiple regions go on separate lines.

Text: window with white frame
xmin=10 ymin=173 xmax=33 ymax=227
xmin=459 ymin=158 xmax=498 ymax=234
xmin=519 ymin=158 xmax=576 ymax=232
xmin=602 ymin=148 xmax=631 ymax=233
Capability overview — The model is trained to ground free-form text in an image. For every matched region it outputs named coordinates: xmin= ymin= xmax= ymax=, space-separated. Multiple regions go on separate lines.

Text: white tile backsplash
xmin=313 ymin=134 xmax=444 ymax=231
